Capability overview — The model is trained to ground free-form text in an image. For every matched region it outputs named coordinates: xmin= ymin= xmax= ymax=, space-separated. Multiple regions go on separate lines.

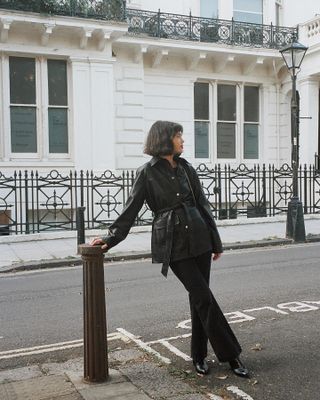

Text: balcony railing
xmin=126 ymin=9 xmax=298 ymax=49
xmin=0 ymin=0 xmax=126 ymax=21
xmin=0 ymin=2 xmax=297 ymax=49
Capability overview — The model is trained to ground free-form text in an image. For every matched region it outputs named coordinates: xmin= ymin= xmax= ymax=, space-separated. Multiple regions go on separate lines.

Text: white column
xmin=298 ymin=78 xmax=319 ymax=165
xmin=70 ymin=57 xmax=115 ymax=171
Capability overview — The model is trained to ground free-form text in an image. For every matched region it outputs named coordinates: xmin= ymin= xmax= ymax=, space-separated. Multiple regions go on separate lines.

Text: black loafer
xmin=193 ymin=359 xmax=209 ymax=375
xmin=229 ymin=358 xmax=250 ymax=378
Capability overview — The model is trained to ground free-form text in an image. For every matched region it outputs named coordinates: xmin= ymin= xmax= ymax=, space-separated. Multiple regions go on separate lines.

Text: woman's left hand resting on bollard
xmin=90 ymin=238 xmax=108 ymax=251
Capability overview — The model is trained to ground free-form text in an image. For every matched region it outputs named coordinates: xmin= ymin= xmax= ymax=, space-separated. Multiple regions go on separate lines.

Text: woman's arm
xmin=90 ymin=165 xmax=146 ymax=250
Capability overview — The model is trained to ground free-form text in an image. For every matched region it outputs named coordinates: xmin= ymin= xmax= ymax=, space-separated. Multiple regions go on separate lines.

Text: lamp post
xmin=279 ymin=41 xmax=308 ymax=242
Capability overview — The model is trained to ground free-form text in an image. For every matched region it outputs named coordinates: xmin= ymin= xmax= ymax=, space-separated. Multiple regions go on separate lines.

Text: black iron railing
xmin=0 ymin=0 xmax=126 ymax=21
xmin=0 ymin=163 xmax=319 ymax=235
xmin=126 ymin=9 xmax=298 ymax=49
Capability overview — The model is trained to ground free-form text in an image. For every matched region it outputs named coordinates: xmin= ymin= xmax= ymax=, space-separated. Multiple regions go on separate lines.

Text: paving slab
xmin=78 ymin=381 xmax=151 ymax=400
xmin=0 ymin=374 xmax=81 ymax=400
xmin=119 ymin=362 xmax=197 ymax=399
xmin=110 ymin=349 xmax=145 ymax=363
xmin=0 ymin=365 xmax=43 ymax=384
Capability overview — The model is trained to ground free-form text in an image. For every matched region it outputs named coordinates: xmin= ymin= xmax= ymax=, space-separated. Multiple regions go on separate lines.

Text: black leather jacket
xmin=102 ymin=157 xmax=223 ymax=276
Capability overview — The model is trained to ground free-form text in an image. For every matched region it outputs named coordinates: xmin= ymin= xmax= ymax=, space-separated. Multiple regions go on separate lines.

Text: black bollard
xmin=79 ymin=244 xmax=108 ymax=383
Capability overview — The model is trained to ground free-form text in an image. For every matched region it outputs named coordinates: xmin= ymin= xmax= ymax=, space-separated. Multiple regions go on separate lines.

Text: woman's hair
xmin=144 ymin=120 xmax=183 ymax=156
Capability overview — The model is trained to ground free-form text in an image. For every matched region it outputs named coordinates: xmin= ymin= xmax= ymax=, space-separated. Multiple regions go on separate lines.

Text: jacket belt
xmin=158 ymin=202 xmax=194 ymax=278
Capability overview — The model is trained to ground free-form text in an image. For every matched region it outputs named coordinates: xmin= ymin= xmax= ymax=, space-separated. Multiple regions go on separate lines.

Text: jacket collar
xmin=150 ymin=155 xmax=188 ymax=167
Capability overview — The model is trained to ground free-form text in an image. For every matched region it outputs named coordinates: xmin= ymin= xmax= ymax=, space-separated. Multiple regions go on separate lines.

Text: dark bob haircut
xmin=144 ymin=120 xmax=183 ymax=157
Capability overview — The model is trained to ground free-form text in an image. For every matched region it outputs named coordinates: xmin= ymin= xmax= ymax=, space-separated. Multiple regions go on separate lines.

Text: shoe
xmin=193 ymin=359 xmax=209 ymax=375
xmin=229 ymin=357 xmax=250 ymax=378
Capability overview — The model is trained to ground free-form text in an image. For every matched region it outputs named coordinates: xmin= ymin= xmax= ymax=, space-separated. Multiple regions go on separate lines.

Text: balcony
xmin=127 ymin=9 xmax=298 ymax=49
xmin=0 ymin=1 xmax=298 ymax=49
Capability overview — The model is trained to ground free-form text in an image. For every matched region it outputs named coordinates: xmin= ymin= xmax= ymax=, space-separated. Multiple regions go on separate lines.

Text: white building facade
xmin=0 ymin=0 xmax=319 ymax=175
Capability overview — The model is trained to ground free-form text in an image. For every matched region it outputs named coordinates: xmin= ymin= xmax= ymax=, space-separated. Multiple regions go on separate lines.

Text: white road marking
xmin=146 ymin=333 xmax=191 ymax=345
xmin=224 ymin=311 xmax=256 ymax=324
xmin=227 ymin=385 xmax=254 ymax=400
xmin=243 ymin=306 xmax=288 ymax=315
xmin=117 ymin=328 xmax=171 ymax=364
xmin=158 ymin=339 xmax=192 ymax=362
xmin=0 ymin=332 xmax=123 ymax=360
xmin=177 ymin=300 xmax=320 ymax=330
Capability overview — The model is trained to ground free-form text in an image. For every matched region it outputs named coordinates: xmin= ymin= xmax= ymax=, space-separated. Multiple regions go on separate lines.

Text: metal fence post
xmin=79 ymin=244 xmax=108 ymax=383
xmin=76 ymin=206 xmax=86 ymax=246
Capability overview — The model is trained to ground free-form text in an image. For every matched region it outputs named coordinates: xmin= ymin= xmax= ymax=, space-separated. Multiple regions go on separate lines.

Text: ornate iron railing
xmin=0 ymin=163 xmax=319 ymax=235
xmin=0 ymin=0 xmax=126 ymax=21
xmin=126 ymin=9 xmax=298 ymax=49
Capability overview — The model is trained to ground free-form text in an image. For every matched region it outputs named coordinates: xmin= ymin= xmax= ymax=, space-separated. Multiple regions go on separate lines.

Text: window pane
xmin=10 ymin=57 xmax=36 ymax=104
xmin=218 ymin=85 xmax=236 ymax=121
xmin=244 ymin=124 xmax=259 ymax=159
xmin=244 ymin=86 xmax=259 ymax=122
xmin=195 ymin=121 xmax=209 ymax=158
xmin=11 ymin=107 xmax=37 ymax=152
xmin=194 ymin=82 xmax=209 ymax=120
xmin=48 ymin=60 xmax=68 ymax=106
xmin=201 ymin=0 xmax=218 ymax=18
xmin=233 ymin=11 xmax=263 ymax=23
xmin=234 ymin=0 xmax=262 ymax=13
xmin=217 ymin=123 xmax=235 ymax=158
xmin=49 ymin=108 xmax=68 ymax=153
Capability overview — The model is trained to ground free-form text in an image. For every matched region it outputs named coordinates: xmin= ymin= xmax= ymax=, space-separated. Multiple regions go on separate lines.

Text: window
xmin=194 ymin=82 xmax=260 ymax=161
xmin=8 ymin=56 xmax=69 ymax=156
xmin=10 ymin=57 xmax=37 ymax=153
xmin=217 ymin=85 xmax=236 ymax=159
xmin=244 ymin=86 xmax=259 ymax=159
xmin=194 ymin=82 xmax=210 ymax=158
xmin=201 ymin=0 xmax=218 ymax=19
xmin=48 ymin=60 xmax=68 ymax=153
xmin=233 ymin=0 xmax=263 ymax=24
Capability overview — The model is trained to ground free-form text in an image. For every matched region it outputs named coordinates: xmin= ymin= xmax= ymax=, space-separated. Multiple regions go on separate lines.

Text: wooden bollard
xmin=79 ymin=244 xmax=108 ymax=383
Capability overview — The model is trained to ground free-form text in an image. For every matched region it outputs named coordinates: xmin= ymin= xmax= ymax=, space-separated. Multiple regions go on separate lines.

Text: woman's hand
xmin=89 ymin=237 xmax=108 ymax=250
xmin=212 ymin=252 xmax=222 ymax=261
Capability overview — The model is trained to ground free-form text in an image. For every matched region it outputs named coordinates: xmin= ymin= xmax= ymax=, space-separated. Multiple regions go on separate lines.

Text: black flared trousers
xmin=170 ymin=251 xmax=241 ymax=362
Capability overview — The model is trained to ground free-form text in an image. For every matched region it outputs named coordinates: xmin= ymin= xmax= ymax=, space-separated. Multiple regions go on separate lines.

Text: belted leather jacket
xmin=102 ymin=156 xmax=223 ymax=276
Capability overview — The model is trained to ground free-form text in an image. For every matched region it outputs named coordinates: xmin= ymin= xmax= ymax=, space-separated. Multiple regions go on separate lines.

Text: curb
xmin=2 ymin=235 xmax=320 ymax=273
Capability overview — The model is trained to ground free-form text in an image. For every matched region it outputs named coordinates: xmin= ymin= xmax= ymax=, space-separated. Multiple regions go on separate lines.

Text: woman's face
xmin=172 ymin=131 xmax=184 ymax=155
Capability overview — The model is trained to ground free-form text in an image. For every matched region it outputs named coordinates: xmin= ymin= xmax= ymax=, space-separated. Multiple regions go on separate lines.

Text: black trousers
xmin=170 ymin=251 xmax=241 ymax=362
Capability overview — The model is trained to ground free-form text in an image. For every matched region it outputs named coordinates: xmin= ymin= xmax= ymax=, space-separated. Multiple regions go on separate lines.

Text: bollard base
xmin=286 ymin=197 xmax=306 ymax=242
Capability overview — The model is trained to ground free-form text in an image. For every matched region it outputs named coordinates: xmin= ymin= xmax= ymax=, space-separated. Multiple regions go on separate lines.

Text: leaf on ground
xmin=251 ymin=379 xmax=259 ymax=385
xmin=251 ymin=343 xmax=263 ymax=351
xmin=215 ymin=374 xmax=228 ymax=380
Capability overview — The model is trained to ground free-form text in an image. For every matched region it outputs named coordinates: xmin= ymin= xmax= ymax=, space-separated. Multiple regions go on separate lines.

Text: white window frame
xmin=194 ymin=80 xmax=213 ymax=163
xmin=193 ymin=80 xmax=262 ymax=165
xmin=242 ymin=84 xmax=261 ymax=163
xmin=1 ymin=54 xmax=71 ymax=161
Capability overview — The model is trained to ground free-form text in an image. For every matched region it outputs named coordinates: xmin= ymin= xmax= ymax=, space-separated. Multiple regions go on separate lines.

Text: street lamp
xmin=279 ymin=41 xmax=308 ymax=242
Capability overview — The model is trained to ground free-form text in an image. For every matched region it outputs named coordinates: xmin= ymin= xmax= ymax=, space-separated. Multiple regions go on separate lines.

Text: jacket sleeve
xmin=190 ymin=166 xmax=223 ymax=253
xmin=101 ymin=166 xmax=146 ymax=249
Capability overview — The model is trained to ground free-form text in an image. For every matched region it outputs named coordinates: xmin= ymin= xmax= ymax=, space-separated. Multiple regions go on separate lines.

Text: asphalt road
xmin=1 ymin=242 xmax=320 ymax=399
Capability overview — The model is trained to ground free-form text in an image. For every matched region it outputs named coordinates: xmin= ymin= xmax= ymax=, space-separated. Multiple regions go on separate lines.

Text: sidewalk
xmin=0 ymin=344 xmax=218 ymax=400
xmin=1 ymin=216 xmax=320 ymax=400
xmin=0 ymin=215 xmax=320 ymax=273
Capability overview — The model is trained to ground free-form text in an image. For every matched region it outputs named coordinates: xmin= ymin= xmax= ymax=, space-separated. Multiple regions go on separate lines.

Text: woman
xmin=90 ymin=121 xmax=249 ymax=378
